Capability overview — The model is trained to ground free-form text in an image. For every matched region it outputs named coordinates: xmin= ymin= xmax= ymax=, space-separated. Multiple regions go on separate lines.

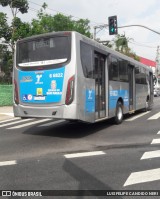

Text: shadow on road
xmin=62 ymin=159 xmax=123 ymax=199
xmin=23 ymin=118 xmax=115 ymax=139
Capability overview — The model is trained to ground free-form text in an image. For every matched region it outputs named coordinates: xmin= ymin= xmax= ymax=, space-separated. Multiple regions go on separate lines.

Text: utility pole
xmin=93 ymin=24 xmax=108 ymax=40
xmin=155 ymin=46 xmax=160 ymax=77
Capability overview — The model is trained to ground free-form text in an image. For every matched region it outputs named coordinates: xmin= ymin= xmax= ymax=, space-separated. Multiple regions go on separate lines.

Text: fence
xmin=0 ymin=85 xmax=13 ymax=106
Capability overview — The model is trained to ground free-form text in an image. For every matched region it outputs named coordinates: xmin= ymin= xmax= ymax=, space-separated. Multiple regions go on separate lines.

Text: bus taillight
xmin=14 ymin=79 xmax=19 ymax=104
xmin=65 ymin=75 xmax=75 ymax=105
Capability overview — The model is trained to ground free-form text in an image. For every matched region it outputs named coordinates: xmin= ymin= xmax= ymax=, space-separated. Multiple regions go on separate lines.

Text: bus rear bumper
xmin=13 ymin=103 xmax=78 ymax=119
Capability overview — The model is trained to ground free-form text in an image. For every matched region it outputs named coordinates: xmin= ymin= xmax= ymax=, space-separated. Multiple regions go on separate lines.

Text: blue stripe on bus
xmin=109 ymin=89 xmax=129 ymax=109
xmin=85 ymin=89 xmax=95 ymax=112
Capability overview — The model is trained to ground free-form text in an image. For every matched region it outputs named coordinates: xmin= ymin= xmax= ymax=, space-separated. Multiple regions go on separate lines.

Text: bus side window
xmin=135 ymin=66 xmax=141 ymax=84
xmin=80 ymin=42 xmax=93 ymax=79
xmin=119 ymin=59 xmax=128 ymax=82
xmin=109 ymin=57 xmax=119 ymax=81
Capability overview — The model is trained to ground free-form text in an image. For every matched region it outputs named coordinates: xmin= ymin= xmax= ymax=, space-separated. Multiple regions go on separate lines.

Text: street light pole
xmin=93 ymin=24 xmax=160 ymax=40
xmin=118 ymin=24 xmax=160 ymax=35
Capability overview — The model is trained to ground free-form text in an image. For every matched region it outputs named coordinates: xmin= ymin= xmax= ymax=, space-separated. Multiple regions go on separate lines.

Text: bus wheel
xmin=115 ymin=101 xmax=123 ymax=124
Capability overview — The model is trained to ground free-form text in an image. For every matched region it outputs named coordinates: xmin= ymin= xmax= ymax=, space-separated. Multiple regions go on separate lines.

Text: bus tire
xmin=115 ymin=101 xmax=123 ymax=124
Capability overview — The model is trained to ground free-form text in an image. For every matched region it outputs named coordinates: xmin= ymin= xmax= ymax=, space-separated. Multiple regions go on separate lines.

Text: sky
xmin=1 ymin=0 xmax=160 ymax=61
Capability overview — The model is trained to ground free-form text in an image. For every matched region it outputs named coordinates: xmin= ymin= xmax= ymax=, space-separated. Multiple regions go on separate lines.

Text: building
xmin=139 ymin=57 xmax=156 ymax=74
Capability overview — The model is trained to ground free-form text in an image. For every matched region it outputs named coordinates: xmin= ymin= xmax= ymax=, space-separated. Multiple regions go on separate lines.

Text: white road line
xmin=148 ymin=112 xmax=160 ymax=120
xmin=0 ymin=118 xmax=34 ymax=128
xmin=0 ymin=113 xmax=14 ymax=117
xmin=38 ymin=120 xmax=66 ymax=127
xmin=157 ymin=131 xmax=160 ymax=134
xmin=7 ymin=119 xmax=51 ymax=129
xmin=0 ymin=117 xmax=19 ymax=124
xmin=64 ymin=151 xmax=106 ymax=159
xmin=125 ymin=111 xmax=150 ymax=121
xmin=141 ymin=150 xmax=160 ymax=160
xmin=0 ymin=160 xmax=17 ymax=167
xmin=124 ymin=168 xmax=160 ymax=187
xmin=151 ymin=139 xmax=160 ymax=144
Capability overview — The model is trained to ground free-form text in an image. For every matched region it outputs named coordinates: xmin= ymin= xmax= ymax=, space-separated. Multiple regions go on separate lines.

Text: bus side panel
xmin=84 ymin=79 xmax=95 ymax=122
xmin=75 ymin=34 xmax=96 ymax=123
xmin=135 ymin=84 xmax=148 ymax=110
xmin=76 ymin=66 xmax=95 ymax=122
xmin=109 ymin=81 xmax=129 ymax=117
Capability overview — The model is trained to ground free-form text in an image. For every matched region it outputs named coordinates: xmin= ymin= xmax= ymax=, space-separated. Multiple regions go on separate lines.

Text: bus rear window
xmin=17 ymin=36 xmax=71 ymax=67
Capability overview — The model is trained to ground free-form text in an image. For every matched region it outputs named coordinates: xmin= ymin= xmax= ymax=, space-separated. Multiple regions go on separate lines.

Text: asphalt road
xmin=0 ymin=98 xmax=160 ymax=199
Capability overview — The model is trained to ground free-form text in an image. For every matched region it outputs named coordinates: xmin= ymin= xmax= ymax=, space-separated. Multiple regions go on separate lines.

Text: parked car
xmin=154 ymin=87 xmax=160 ymax=97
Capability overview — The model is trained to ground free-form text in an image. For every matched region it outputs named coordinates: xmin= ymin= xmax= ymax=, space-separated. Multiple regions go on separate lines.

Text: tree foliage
xmin=0 ymin=44 xmax=12 ymax=83
xmin=30 ymin=5 xmax=91 ymax=38
xmin=0 ymin=0 xmax=29 ymax=81
xmin=0 ymin=0 xmax=29 ymax=17
xmin=0 ymin=0 xmax=29 ymax=51
xmin=0 ymin=12 xmax=12 ymax=42
xmin=114 ymin=34 xmax=140 ymax=61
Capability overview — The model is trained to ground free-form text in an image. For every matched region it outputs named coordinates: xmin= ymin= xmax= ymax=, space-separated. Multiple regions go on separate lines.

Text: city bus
xmin=13 ymin=31 xmax=153 ymax=124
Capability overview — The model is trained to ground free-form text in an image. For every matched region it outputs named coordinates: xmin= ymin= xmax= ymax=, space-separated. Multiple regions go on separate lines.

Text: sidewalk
xmin=0 ymin=106 xmax=14 ymax=121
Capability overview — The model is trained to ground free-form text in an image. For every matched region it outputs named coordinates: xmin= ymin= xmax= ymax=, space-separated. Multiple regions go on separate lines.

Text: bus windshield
xmin=17 ymin=36 xmax=71 ymax=67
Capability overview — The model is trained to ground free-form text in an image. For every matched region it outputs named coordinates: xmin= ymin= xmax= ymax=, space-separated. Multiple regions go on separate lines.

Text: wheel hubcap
xmin=117 ymin=107 xmax=122 ymax=120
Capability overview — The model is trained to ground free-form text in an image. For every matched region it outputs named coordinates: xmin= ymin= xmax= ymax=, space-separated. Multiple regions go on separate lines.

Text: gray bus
xmin=13 ymin=31 xmax=153 ymax=124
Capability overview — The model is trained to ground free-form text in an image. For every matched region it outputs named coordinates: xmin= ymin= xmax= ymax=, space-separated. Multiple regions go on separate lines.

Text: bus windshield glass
xmin=17 ymin=36 xmax=71 ymax=67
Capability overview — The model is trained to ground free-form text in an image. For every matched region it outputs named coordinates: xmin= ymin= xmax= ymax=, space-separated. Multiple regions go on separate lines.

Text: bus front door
xmin=94 ymin=54 xmax=106 ymax=120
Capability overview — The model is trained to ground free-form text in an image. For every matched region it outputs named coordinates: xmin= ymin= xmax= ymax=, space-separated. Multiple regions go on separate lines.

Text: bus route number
xmin=49 ymin=73 xmax=63 ymax=78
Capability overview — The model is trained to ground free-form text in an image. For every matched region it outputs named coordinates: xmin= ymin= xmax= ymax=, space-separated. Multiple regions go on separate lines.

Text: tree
xmin=0 ymin=0 xmax=29 ymax=56
xmin=0 ymin=44 xmax=12 ymax=83
xmin=114 ymin=34 xmax=140 ymax=61
xmin=30 ymin=5 xmax=91 ymax=38
xmin=114 ymin=34 xmax=132 ymax=53
xmin=0 ymin=0 xmax=29 ymax=17
xmin=0 ymin=12 xmax=12 ymax=43
xmin=0 ymin=0 xmax=29 ymax=81
xmin=73 ymin=18 xmax=91 ymax=38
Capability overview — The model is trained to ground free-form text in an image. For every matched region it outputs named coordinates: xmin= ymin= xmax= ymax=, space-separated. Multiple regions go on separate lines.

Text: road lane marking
xmin=148 ymin=112 xmax=160 ymax=120
xmin=0 ymin=160 xmax=17 ymax=167
xmin=125 ymin=111 xmax=150 ymax=121
xmin=141 ymin=150 xmax=160 ymax=160
xmin=157 ymin=131 xmax=160 ymax=134
xmin=151 ymin=139 xmax=160 ymax=144
xmin=7 ymin=119 xmax=51 ymax=129
xmin=0 ymin=119 xmax=34 ymax=127
xmin=38 ymin=120 xmax=66 ymax=127
xmin=0 ymin=117 xmax=19 ymax=124
xmin=0 ymin=113 xmax=14 ymax=117
xmin=124 ymin=168 xmax=160 ymax=186
xmin=64 ymin=151 xmax=106 ymax=159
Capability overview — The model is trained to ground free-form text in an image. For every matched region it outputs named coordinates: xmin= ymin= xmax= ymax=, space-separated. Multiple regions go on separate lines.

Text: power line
xmin=28 ymin=0 xmax=104 ymax=27
xmin=129 ymin=41 xmax=157 ymax=49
